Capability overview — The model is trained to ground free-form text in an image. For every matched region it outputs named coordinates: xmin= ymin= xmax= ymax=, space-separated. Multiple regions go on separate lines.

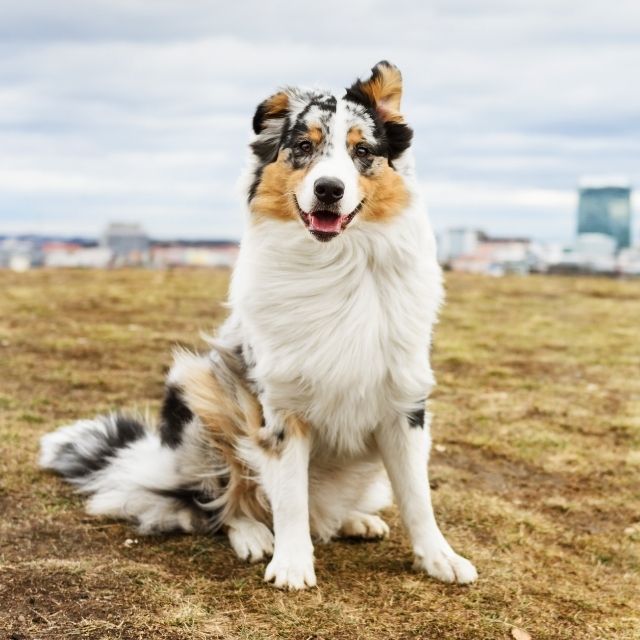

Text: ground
xmin=0 ymin=269 xmax=638 ymax=640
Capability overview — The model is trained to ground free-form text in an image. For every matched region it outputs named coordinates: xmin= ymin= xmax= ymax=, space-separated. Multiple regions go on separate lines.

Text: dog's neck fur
xmin=227 ymin=149 xmax=442 ymax=456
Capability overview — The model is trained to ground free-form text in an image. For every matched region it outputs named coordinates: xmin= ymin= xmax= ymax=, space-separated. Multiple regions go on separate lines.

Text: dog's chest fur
xmin=229 ymin=208 xmax=442 ymax=455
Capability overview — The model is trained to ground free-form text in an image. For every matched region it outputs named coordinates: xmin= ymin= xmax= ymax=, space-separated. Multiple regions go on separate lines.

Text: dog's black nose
xmin=314 ymin=177 xmax=345 ymax=204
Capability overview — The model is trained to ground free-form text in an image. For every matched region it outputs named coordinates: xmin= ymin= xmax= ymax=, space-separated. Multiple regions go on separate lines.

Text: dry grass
xmin=0 ymin=269 xmax=638 ymax=640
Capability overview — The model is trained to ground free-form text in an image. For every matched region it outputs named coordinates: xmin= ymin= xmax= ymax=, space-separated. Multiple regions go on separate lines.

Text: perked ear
xmin=252 ymin=91 xmax=290 ymax=134
xmin=345 ymin=60 xmax=404 ymax=123
xmin=345 ymin=61 xmax=413 ymax=161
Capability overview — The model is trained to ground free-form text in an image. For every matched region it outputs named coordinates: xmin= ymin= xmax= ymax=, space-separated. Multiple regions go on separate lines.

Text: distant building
xmin=43 ymin=242 xmax=113 ymax=268
xmin=101 ymin=223 xmax=150 ymax=265
xmin=151 ymin=241 xmax=239 ymax=268
xmin=577 ymin=177 xmax=632 ymax=250
xmin=438 ymin=228 xmax=533 ymax=275
xmin=574 ymin=232 xmax=617 ymax=259
xmin=451 ymin=234 xmax=532 ymax=276
xmin=618 ymin=246 xmax=640 ymax=276
xmin=553 ymin=232 xmax=618 ymax=274
xmin=0 ymin=238 xmax=43 ymax=271
xmin=437 ymin=228 xmax=479 ymax=263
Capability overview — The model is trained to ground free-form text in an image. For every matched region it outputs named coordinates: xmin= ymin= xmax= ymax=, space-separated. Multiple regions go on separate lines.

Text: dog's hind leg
xmin=226 ymin=516 xmax=274 ymax=562
xmin=339 ymin=511 xmax=390 ymax=539
xmin=308 ymin=457 xmax=392 ymax=541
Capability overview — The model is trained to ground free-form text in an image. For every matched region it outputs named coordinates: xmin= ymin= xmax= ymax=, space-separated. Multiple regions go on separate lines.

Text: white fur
xmin=260 ymin=435 xmax=316 ymax=589
xmin=376 ymin=415 xmax=477 ymax=583
xmin=227 ymin=516 xmax=274 ymax=562
xmin=296 ymin=100 xmax=363 ymax=216
xmin=223 ymin=97 xmax=475 ymax=588
xmin=41 ymin=92 xmax=477 ymax=590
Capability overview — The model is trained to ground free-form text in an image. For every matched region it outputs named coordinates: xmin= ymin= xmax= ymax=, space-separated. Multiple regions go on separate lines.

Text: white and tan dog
xmin=40 ymin=61 xmax=477 ymax=590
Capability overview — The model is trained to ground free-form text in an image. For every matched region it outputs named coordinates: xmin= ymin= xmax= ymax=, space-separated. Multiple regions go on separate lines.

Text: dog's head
xmin=248 ymin=61 xmax=414 ymax=242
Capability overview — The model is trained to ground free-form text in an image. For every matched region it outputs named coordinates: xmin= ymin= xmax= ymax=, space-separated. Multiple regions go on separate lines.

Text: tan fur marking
xmin=347 ymin=127 xmax=364 ymax=147
xmin=264 ymin=91 xmax=289 ymax=118
xmin=358 ymin=64 xmax=405 ymax=123
xmin=174 ymin=351 xmax=270 ymax=526
xmin=284 ymin=414 xmax=310 ymax=439
xmin=307 ymin=125 xmax=323 ymax=145
xmin=254 ymin=412 xmax=310 ymax=455
xmin=250 ymin=151 xmax=305 ymax=222
xmin=358 ymin=162 xmax=411 ymax=222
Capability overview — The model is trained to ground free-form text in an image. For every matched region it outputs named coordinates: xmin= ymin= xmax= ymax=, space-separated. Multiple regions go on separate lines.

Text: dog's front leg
xmin=376 ymin=411 xmax=477 ymax=584
xmin=257 ymin=411 xmax=316 ymax=590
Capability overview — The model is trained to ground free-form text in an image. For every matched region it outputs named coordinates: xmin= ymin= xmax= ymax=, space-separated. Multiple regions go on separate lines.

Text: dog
xmin=40 ymin=61 xmax=477 ymax=590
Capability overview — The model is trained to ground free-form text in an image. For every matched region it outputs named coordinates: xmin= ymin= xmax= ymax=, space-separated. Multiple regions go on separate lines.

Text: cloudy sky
xmin=1 ymin=0 xmax=638 ymax=241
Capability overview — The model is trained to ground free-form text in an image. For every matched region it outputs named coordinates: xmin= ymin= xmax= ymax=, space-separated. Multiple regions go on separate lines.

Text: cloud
xmin=0 ymin=1 xmax=638 ymax=242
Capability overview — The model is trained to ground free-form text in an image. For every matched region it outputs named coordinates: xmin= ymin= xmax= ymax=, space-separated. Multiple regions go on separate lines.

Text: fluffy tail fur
xmin=39 ymin=412 xmax=217 ymax=534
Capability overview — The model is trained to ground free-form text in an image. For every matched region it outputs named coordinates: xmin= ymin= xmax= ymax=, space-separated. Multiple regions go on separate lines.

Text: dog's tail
xmin=39 ymin=412 xmax=218 ymax=534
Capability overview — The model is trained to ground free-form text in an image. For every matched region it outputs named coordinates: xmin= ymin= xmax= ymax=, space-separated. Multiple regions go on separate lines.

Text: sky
xmin=0 ymin=0 xmax=639 ymax=242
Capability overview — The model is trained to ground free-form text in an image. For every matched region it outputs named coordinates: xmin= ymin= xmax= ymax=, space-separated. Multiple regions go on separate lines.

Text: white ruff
xmin=229 ymin=159 xmax=443 ymax=457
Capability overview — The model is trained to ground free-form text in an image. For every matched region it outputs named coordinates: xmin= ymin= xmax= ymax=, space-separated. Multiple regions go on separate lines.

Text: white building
xmin=437 ymin=228 xmax=480 ymax=264
xmin=438 ymin=228 xmax=533 ymax=275
xmin=555 ymin=232 xmax=617 ymax=273
xmin=617 ymin=246 xmax=640 ymax=275
xmin=0 ymin=238 xmax=43 ymax=271
xmin=44 ymin=246 xmax=113 ymax=268
xmin=151 ymin=243 xmax=239 ymax=268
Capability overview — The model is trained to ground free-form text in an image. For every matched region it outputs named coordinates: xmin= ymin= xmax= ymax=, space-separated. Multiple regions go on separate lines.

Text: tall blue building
xmin=577 ymin=177 xmax=632 ymax=250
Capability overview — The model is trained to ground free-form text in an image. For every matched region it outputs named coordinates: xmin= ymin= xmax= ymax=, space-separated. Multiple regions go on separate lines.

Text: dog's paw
xmin=264 ymin=551 xmax=316 ymax=590
xmin=340 ymin=512 xmax=390 ymax=539
xmin=413 ymin=546 xmax=477 ymax=584
xmin=227 ymin=517 xmax=274 ymax=563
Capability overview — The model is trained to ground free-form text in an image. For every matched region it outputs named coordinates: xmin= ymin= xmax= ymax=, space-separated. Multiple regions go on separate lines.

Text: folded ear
xmin=251 ymin=90 xmax=291 ymax=166
xmin=252 ymin=91 xmax=290 ymax=134
xmin=345 ymin=61 xmax=404 ymax=123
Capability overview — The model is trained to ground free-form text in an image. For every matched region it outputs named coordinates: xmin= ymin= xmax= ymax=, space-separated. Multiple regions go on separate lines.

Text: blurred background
xmin=0 ymin=0 xmax=638 ymax=275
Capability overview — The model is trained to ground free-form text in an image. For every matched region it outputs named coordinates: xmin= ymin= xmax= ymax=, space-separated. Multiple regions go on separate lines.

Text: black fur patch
xmin=250 ymin=136 xmax=281 ymax=165
xmin=252 ymin=101 xmax=271 ymax=135
xmin=159 ymin=385 xmax=193 ymax=449
xmin=153 ymin=486 xmax=225 ymax=532
xmin=56 ymin=415 xmax=146 ymax=478
xmin=384 ymin=120 xmax=413 ymax=161
xmin=408 ymin=406 xmax=426 ymax=429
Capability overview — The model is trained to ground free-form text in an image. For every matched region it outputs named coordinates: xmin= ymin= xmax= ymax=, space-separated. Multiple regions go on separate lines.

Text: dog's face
xmin=248 ymin=61 xmax=414 ymax=242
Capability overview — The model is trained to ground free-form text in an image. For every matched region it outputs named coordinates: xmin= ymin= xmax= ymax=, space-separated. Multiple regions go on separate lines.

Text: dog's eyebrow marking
xmin=347 ymin=126 xmax=364 ymax=147
xmin=307 ymin=124 xmax=323 ymax=144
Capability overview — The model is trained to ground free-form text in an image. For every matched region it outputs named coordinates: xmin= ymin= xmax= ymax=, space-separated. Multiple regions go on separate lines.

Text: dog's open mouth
xmin=296 ymin=200 xmax=363 ymax=242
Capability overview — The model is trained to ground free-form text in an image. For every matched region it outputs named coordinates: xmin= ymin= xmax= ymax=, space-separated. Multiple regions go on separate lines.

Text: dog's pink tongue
xmin=310 ymin=213 xmax=342 ymax=233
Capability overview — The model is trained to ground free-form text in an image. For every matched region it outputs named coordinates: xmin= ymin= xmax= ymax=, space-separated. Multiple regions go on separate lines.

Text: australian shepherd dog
xmin=40 ymin=61 xmax=477 ymax=590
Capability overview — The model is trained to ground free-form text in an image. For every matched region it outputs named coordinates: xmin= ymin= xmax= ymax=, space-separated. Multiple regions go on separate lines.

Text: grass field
xmin=1 ymin=269 xmax=638 ymax=640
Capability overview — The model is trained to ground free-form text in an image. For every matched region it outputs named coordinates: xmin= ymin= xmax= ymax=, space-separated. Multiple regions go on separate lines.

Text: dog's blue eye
xmin=355 ymin=144 xmax=371 ymax=158
xmin=297 ymin=140 xmax=312 ymax=154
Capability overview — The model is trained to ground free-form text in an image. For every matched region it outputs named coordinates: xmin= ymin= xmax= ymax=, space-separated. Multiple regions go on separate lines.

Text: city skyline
xmin=0 ymin=1 xmax=639 ymax=242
